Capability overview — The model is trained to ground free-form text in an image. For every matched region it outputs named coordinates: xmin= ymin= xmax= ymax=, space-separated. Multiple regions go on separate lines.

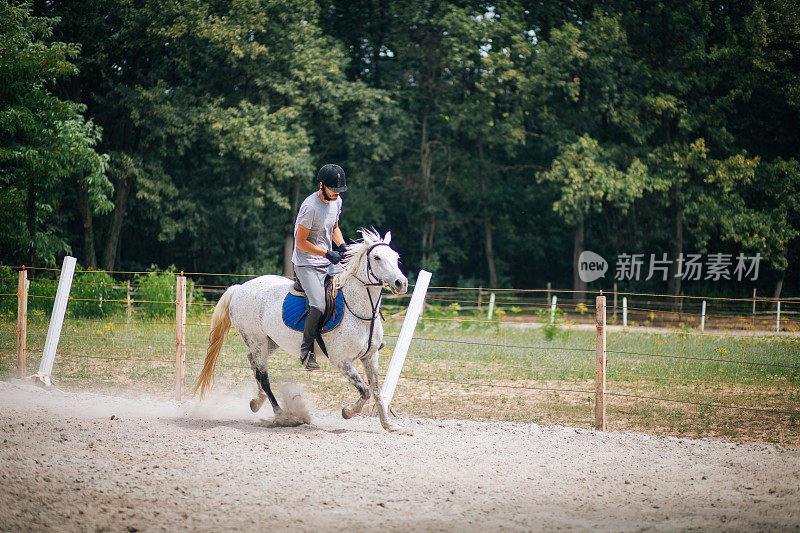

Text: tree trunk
xmin=484 ymin=218 xmax=497 ymax=288
xmin=421 ymin=215 xmax=436 ymax=267
xmin=284 ymin=180 xmax=302 ymax=277
xmin=283 ymin=236 xmax=294 ymax=278
xmin=26 ymin=175 xmax=36 ymax=266
xmin=103 ymin=177 xmax=131 ymax=271
xmin=478 ymin=139 xmax=498 ymax=288
xmin=772 ymin=247 xmax=787 ymax=310
xmin=77 ymin=180 xmax=97 ymax=268
xmin=667 ymin=182 xmax=682 ymax=304
xmin=772 ymin=277 xmax=784 ymax=311
xmin=573 ymin=220 xmax=586 ymax=302
xmin=420 ymin=116 xmax=435 ymax=266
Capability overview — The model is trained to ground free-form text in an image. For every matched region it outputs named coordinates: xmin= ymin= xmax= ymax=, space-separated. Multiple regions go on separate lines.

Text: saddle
xmin=282 ymin=275 xmax=344 ymax=335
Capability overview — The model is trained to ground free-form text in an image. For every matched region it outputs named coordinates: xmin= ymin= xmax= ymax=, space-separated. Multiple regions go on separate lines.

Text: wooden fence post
xmin=17 ymin=269 xmax=28 ymax=379
xmin=595 ymin=293 xmax=607 ymax=431
xmin=612 ymin=283 xmax=618 ymax=324
xmin=175 ymin=274 xmax=187 ymax=401
xmin=752 ymin=288 xmax=756 ymax=318
xmin=546 ymin=282 xmax=551 ymax=310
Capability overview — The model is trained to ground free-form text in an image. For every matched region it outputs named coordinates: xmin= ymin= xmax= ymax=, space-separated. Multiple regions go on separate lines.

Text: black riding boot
xmin=300 ymin=308 xmax=324 ymax=371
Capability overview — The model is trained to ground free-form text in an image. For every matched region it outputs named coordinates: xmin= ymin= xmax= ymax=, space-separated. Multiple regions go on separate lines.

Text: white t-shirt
xmin=292 ymin=191 xmax=342 ymax=267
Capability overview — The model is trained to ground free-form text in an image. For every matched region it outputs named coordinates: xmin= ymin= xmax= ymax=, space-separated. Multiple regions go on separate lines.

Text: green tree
xmin=441 ymin=4 xmax=535 ymax=287
xmin=528 ymin=12 xmax=655 ymax=297
xmin=0 ymin=1 xmax=110 ymax=267
xmin=37 ymin=0 xmax=394 ymax=276
xmin=617 ymin=0 xmax=793 ymax=298
xmin=538 ymin=135 xmax=649 ymax=299
xmin=321 ymin=2 xmax=537 ymax=282
xmin=718 ymin=0 xmax=800 ymax=299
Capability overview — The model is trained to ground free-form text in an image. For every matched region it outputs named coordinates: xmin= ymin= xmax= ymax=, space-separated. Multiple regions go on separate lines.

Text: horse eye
xmin=375 ymin=256 xmax=382 ymax=261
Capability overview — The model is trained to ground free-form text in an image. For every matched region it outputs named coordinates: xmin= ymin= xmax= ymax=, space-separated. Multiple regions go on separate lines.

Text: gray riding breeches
xmin=293 ymin=265 xmax=328 ymax=312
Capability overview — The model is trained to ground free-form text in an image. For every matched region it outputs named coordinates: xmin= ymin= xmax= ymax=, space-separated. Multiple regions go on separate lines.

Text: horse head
xmin=337 ymin=229 xmax=408 ymax=295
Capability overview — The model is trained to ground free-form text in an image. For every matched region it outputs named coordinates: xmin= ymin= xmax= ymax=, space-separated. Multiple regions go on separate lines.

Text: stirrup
xmin=300 ymin=350 xmax=320 ymax=371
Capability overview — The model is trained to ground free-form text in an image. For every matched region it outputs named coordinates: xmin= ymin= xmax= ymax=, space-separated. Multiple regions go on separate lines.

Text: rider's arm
xmin=295 ymin=224 xmax=328 ymax=257
xmin=332 ymin=222 xmax=344 ymax=248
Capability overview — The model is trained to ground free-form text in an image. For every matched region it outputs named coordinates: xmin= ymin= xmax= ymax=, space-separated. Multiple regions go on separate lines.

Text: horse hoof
xmin=385 ymin=424 xmax=413 ymax=436
xmin=342 ymin=407 xmax=353 ymax=420
xmin=250 ymin=398 xmax=263 ymax=413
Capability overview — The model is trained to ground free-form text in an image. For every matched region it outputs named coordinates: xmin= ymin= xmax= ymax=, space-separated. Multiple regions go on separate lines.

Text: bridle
xmin=362 ymin=242 xmax=393 ymax=287
xmin=341 ymin=242 xmax=394 ymax=357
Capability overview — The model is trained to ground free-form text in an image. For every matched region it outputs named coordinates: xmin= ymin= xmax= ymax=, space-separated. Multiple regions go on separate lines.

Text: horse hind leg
xmin=339 ymin=360 xmax=371 ymax=420
xmin=252 ymin=368 xmax=281 ymax=416
xmin=247 ymin=337 xmax=282 ymax=415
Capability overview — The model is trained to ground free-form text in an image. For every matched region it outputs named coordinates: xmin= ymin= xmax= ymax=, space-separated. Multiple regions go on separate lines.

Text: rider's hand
xmin=325 ymin=250 xmax=343 ymax=264
xmin=335 ymin=242 xmax=347 ymax=255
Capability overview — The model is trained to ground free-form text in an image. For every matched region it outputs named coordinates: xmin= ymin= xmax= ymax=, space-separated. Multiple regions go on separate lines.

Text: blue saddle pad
xmin=282 ymin=291 xmax=344 ymax=333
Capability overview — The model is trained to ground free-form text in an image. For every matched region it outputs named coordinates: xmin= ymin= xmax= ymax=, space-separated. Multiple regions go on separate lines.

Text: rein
xmin=341 ymin=243 xmax=392 ymax=356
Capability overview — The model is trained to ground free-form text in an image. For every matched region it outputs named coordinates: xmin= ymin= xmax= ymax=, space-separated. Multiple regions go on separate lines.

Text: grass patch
xmin=1 ymin=308 xmax=798 ymax=446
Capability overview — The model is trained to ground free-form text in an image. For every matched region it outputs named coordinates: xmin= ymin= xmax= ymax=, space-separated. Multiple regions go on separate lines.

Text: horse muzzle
xmin=390 ymin=277 xmax=408 ymax=295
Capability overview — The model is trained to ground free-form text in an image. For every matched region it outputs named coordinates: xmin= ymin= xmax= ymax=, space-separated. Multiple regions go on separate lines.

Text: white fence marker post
xmin=487 ymin=293 xmax=495 ymax=320
xmin=381 ymin=270 xmax=432 ymax=407
xmin=550 ymin=295 xmax=557 ymax=324
xmin=701 ymin=300 xmax=706 ymax=331
xmin=34 ymin=256 xmax=77 ymax=387
xmin=776 ymin=301 xmax=781 ymax=333
xmin=622 ymin=297 xmax=628 ymax=327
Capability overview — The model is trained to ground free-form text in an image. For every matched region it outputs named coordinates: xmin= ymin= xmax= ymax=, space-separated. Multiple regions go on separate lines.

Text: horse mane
xmin=334 ymin=228 xmax=383 ymax=289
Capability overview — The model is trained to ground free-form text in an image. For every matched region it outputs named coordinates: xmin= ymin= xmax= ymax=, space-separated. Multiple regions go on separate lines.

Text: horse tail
xmin=193 ymin=284 xmax=239 ymax=399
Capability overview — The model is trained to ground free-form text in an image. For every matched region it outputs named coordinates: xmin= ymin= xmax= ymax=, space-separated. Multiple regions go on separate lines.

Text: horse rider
xmin=293 ymin=163 xmax=348 ymax=370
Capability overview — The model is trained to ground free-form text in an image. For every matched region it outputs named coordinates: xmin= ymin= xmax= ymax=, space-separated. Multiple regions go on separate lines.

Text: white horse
xmin=194 ymin=229 xmax=411 ymax=433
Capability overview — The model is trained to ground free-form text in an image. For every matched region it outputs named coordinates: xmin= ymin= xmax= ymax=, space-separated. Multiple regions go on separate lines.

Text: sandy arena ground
xmin=1 ymin=379 xmax=799 ymax=532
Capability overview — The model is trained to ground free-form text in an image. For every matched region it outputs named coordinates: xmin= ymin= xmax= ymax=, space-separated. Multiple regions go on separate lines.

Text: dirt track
xmin=1 ymin=380 xmax=799 ymax=532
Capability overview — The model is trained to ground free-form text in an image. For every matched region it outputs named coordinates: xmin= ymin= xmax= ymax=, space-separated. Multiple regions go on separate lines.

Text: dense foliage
xmin=0 ymin=1 xmax=110 ymax=267
xmin=69 ymin=268 xmax=122 ymax=318
xmin=1 ymin=0 xmax=798 ymax=299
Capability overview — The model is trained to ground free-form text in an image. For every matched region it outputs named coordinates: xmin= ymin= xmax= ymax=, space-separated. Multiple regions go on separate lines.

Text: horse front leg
xmin=362 ymin=352 xmax=413 ymax=435
xmin=339 ymin=360 xmax=371 ymax=419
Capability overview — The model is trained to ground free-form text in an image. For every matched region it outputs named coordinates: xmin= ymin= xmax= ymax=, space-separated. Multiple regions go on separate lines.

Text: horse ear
xmin=383 ymin=231 xmax=392 ymax=244
xmin=362 ymin=228 xmax=375 ymax=246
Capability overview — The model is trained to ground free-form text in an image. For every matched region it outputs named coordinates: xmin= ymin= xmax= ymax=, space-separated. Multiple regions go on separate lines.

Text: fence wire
xmin=606 ymin=392 xmax=800 ymax=416
xmin=1 ymin=265 xmax=798 ymax=444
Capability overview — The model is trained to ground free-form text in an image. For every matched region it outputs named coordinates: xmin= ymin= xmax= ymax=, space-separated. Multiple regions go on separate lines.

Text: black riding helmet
xmin=317 ymin=164 xmax=347 ymax=193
